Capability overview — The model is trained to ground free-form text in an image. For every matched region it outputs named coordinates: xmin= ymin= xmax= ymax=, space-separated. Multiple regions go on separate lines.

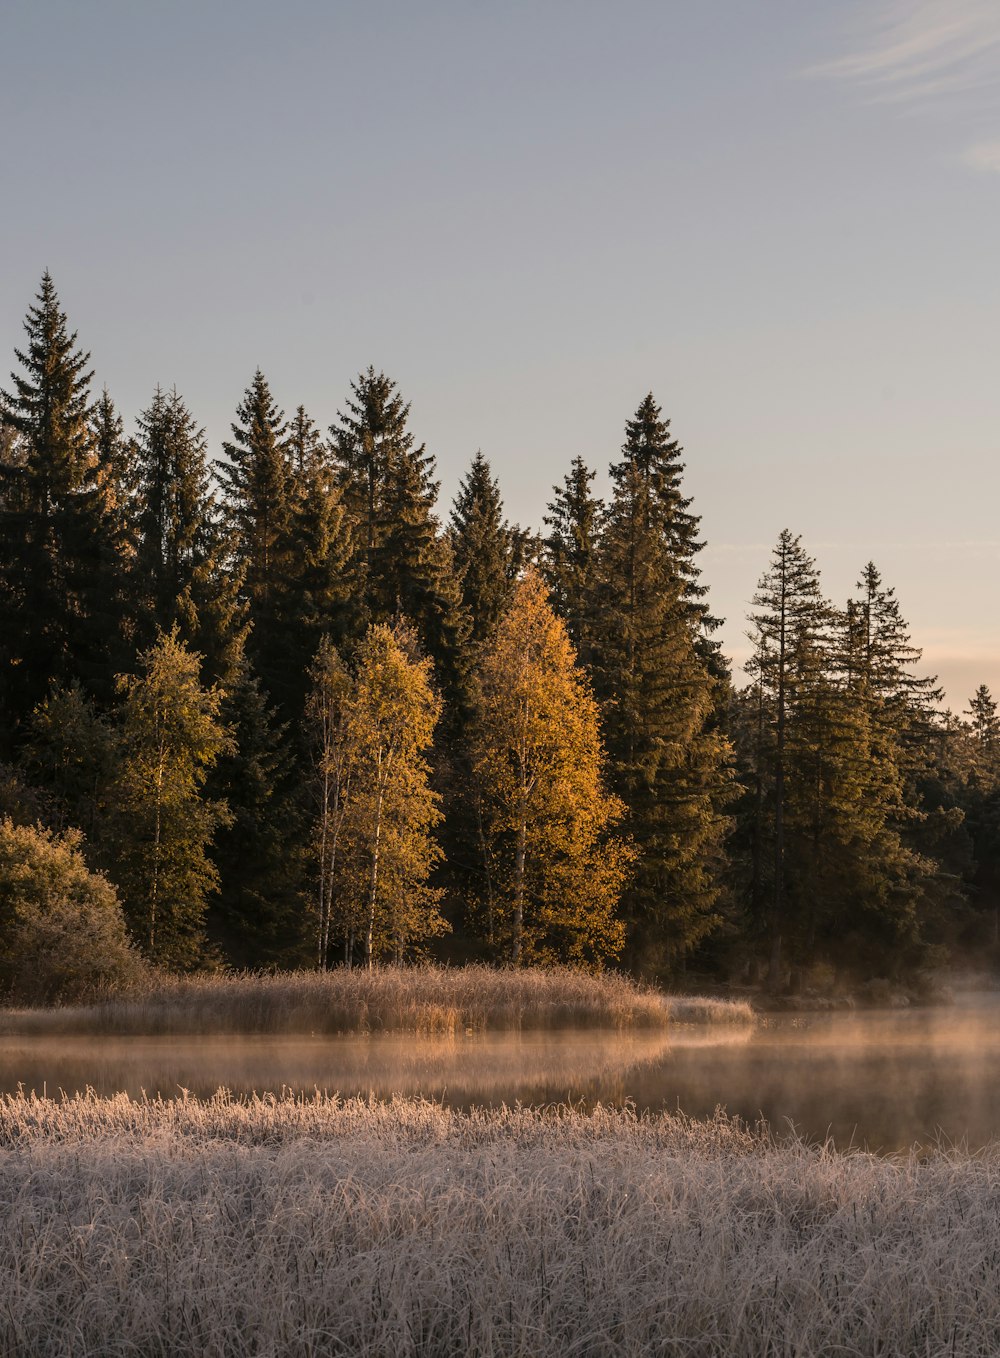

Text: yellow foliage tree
xmin=473 ymin=569 xmax=632 ymax=966
xmin=306 ymin=623 xmax=446 ymax=968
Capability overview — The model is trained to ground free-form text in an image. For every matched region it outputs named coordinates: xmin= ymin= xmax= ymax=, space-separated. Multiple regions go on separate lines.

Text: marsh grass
xmin=0 ymin=964 xmax=754 ymax=1036
xmin=1 ymin=1089 xmax=998 ymax=1356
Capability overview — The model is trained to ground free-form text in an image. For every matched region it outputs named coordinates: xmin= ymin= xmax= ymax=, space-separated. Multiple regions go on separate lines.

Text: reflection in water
xmin=2 ymin=994 xmax=1000 ymax=1151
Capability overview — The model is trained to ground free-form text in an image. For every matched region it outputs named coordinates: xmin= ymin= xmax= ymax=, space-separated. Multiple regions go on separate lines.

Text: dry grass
xmin=0 ymin=965 xmax=754 ymax=1037
xmin=0 ymin=1089 xmax=998 ymax=1356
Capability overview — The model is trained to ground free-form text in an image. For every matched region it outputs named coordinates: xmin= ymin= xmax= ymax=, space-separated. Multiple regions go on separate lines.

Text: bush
xmin=0 ymin=818 xmax=144 ymax=1002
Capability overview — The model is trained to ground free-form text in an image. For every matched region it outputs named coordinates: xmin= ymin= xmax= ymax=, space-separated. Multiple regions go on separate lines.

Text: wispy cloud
xmin=811 ymin=1 xmax=1000 ymax=169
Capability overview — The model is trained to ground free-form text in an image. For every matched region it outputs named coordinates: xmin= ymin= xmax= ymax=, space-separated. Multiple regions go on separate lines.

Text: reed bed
xmin=0 ymin=965 xmax=754 ymax=1036
xmin=0 ymin=1090 xmax=997 ymax=1356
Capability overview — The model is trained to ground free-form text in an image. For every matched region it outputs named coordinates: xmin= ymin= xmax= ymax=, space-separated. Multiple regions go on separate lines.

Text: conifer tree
xmin=0 ymin=274 xmax=122 ymax=731
xmin=25 ymin=682 xmax=121 ymax=847
xmin=132 ymin=387 xmax=244 ymax=687
xmin=747 ymin=531 xmax=828 ymax=983
xmin=270 ymin=454 xmax=360 ymax=716
xmin=592 ymin=400 xmax=733 ymax=971
xmin=208 ymin=661 xmax=306 ymax=966
xmin=218 ymin=370 xmax=292 ymax=694
xmin=449 ymin=452 xmax=529 ymax=652
xmin=112 ymin=627 xmax=232 ymax=967
xmin=330 ymin=369 xmax=469 ymax=699
xmin=474 ymin=571 xmax=631 ymax=966
xmin=543 ymin=455 xmax=603 ymax=666
xmin=287 ymin=404 xmax=326 ymax=477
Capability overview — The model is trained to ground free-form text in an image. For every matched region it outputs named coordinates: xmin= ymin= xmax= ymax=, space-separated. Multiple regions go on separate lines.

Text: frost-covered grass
xmin=0 ymin=1090 xmax=998 ymax=1356
xmin=0 ymin=964 xmax=754 ymax=1036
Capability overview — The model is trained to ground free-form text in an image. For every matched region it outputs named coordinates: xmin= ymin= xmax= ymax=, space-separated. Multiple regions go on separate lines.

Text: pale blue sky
xmin=2 ymin=1 xmax=998 ymax=705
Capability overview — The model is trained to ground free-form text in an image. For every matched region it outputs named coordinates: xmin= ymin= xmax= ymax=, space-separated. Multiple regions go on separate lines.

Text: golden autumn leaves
xmin=308 ymin=570 xmax=632 ymax=969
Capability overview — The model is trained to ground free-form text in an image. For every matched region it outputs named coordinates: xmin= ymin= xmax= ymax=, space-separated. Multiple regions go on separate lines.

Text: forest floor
xmin=0 ymin=1090 xmax=995 ymax=1356
xmin=0 ymin=964 xmax=755 ymax=1036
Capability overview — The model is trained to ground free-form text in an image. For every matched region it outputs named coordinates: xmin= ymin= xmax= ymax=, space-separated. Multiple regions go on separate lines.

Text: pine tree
xmin=208 ymin=661 xmax=306 ymax=966
xmin=592 ymin=403 xmax=733 ymax=972
xmin=618 ymin=393 xmax=717 ymax=633
xmin=25 ymin=682 xmax=121 ymax=847
xmin=746 ymin=531 xmax=829 ymax=984
xmin=287 ymin=404 xmax=327 ymax=478
xmin=474 ymin=571 xmax=631 ymax=966
xmin=270 ymin=453 xmax=360 ymax=716
xmin=132 ymin=387 xmax=244 ymax=687
xmin=0 ymin=274 xmax=123 ymax=731
xmin=542 ymin=455 xmax=603 ymax=666
xmin=967 ymin=685 xmax=1000 ymax=769
xmin=218 ymin=370 xmax=292 ymax=696
xmin=112 ymin=627 xmax=232 ymax=967
xmin=449 ymin=452 xmax=529 ymax=652
xmin=330 ymin=369 xmax=469 ymax=699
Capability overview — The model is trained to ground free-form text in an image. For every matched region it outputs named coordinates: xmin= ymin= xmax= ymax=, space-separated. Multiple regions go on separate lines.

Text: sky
xmin=2 ymin=0 xmax=998 ymax=707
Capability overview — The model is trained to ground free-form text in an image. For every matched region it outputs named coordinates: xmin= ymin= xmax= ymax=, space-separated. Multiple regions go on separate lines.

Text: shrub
xmin=0 ymin=818 xmax=144 ymax=1002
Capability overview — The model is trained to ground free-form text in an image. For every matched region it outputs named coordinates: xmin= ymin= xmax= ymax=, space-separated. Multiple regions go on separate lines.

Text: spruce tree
xmin=132 ymin=387 xmax=244 ymax=687
xmin=330 ymin=369 xmax=469 ymax=700
xmin=218 ymin=370 xmax=292 ymax=696
xmin=270 ymin=452 xmax=360 ymax=716
xmin=542 ymin=455 xmax=603 ymax=666
xmin=449 ymin=452 xmax=529 ymax=652
xmin=208 ymin=661 xmax=306 ymax=966
xmin=592 ymin=401 xmax=733 ymax=972
xmin=0 ymin=274 xmax=122 ymax=731
xmin=746 ymin=530 xmax=829 ymax=984
xmin=287 ymin=404 xmax=326 ymax=477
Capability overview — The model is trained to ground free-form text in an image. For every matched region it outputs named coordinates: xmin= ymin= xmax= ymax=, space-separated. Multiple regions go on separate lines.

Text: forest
xmin=1 ymin=272 xmax=997 ymax=996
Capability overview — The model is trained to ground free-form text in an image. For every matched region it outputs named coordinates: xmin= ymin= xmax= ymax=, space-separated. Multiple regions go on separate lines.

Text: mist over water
xmin=3 ymin=993 xmax=999 ymax=1151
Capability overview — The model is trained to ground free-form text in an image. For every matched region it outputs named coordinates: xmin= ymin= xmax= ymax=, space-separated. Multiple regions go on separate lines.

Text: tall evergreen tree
xmin=287 ymin=404 xmax=326 ymax=478
xmin=330 ymin=368 xmax=469 ymax=700
xmin=218 ymin=370 xmax=292 ymax=694
xmin=0 ymin=274 xmax=122 ymax=732
xmin=542 ymin=455 xmax=603 ymax=666
xmin=208 ymin=662 xmax=306 ymax=966
xmin=132 ymin=387 xmax=243 ymax=687
xmin=449 ymin=452 xmax=528 ymax=652
xmin=592 ymin=400 xmax=733 ymax=972
xmin=746 ymin=531 xmax=829 ymax=983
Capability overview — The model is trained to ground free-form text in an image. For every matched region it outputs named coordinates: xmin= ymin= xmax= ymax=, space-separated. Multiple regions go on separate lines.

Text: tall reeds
xmin=0 ymin=964 xmax=754 ymax=1035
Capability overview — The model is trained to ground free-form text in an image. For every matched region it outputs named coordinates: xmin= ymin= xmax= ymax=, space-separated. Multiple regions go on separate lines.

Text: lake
xmin=3 ymin=991 xmax=999 ymax=1151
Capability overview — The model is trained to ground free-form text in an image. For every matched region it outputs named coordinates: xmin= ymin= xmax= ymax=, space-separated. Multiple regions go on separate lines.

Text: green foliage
xmin=331 ymin=369 xmax=469 ymax=701
xmin=0 ymin=817 xmax=143 ymax=1001
xmin=0 ymin=274 xmax=123 ymax=734
xmin=208 ymin=662 xmax=307 ymax=966
xmin=543 ymin=455 xmax=603 ymax=667
xmin=132 ymin=387 xmax=244 ymax=688
xmin=112 ymin=627 xmax=232 ymax=968
xmin=592 ymin=398 xmax=733 ymax=972
xmin=450 ymin=452 xmax=529 ymax=652
xmin=26 ymin=682 xmax=121 ymax=846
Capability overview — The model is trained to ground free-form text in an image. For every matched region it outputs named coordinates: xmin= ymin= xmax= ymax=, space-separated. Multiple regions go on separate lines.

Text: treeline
xmin=0 ymin=273 xmax=997 ymax=989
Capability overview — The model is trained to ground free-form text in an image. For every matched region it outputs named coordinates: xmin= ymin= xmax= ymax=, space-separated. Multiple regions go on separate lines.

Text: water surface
xmin=3 ymin=993 xmax=999 ymax=1151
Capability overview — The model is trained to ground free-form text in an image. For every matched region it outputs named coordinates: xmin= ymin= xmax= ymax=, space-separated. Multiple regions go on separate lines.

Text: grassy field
xmin=0 ymin=1090 xmax=996 ymax=1356
xmin=0 ymin=965 xmax=754 ymax=1036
